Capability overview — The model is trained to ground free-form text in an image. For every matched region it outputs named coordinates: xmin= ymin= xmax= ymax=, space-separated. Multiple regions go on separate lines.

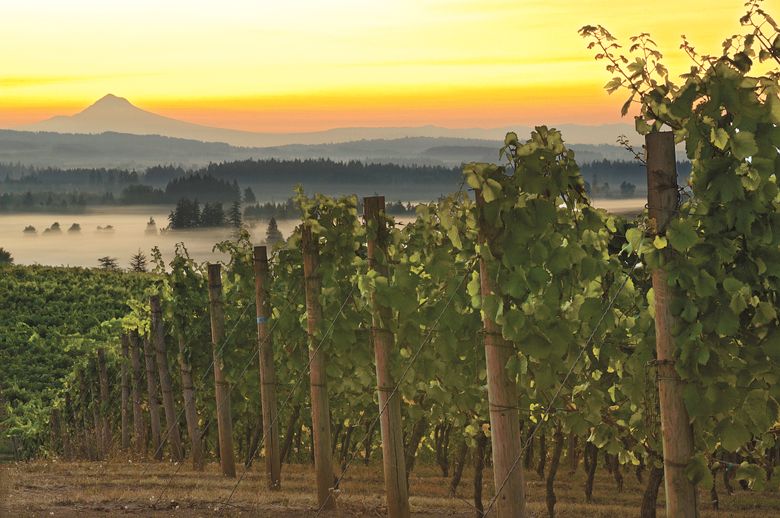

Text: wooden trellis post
xmin=142 ymin=335 xmax=163 ymax=460
xmin=176 ymin=333 xmax=204 ymax=470
xmin=646 ymin=131 xmax=699 ymax=517
xmin=363 ymin=195 xmax=411 ymax=518
xmin=475 ymin=190 xmax=527 ymax=518
xmin=207 ymin=263 xmax=237 ymax=477
xmin=129 ymin=332 xmax=146 ymax=455
xmin=301 ymin=225 xmax=336 ymax=509
xmin=96 ymin=347 xmax=111 ymax=456
xmin=151 ymin=294 xmax=184 ymax=461
xmin=120 ymin=334 xmax=131 ymax=450
xmin=254 ymin=245 xmax=282 ymax=489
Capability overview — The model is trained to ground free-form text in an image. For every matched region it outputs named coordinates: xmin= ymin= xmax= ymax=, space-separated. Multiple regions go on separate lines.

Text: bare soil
xmin=2 ymin=459 xmax=779 ymax=517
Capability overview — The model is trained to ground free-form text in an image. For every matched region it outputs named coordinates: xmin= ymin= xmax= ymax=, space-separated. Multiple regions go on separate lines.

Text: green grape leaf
xmin=685 ymin=454 xmax=713 ymax=488
xmin=667 ymin=220 xmax=698 ymax=252
xmin=730 ymin=131 xmax=759 ymax=160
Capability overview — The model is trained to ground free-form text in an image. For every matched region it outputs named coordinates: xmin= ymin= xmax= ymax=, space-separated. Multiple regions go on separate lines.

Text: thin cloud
xmin=0 ymin=73 xmax=161 ymax=88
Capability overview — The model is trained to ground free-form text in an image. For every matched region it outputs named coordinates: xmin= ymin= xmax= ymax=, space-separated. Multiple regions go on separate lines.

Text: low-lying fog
xmin=0 ymin=199 xmax=645 ymax=268
xmin=0 ymin=206 xmax=301 ymax=268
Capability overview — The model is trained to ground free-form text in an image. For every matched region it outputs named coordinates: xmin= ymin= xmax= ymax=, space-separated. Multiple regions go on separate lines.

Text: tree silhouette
xmin=266 ymin=217 xmax=283 ymax=245
xmin=228 ymin=201 xmax=242 ymax=228
xmin=97 ymin=256 xmax=119 ymax=270
xmin=0 ymin=248 xmax=13 ymax=264
xmin=129 ymin=250 xmax=148 ymax=272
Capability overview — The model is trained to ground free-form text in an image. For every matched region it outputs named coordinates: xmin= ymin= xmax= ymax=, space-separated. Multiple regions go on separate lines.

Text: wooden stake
xmin=90 ymin=381 xmax=102 ymax=460
xmin=150 ymin=295 xmax=184 ymax=461
xmin=254 ymin=245 xmax=282 ymax=489
xmin=301 ymin=224 xmax=336 ymax=509
xmin=96 ymin=348 xmax=111 ymax=456
xmin=646 ymin=131 xmax=699 ymax=517
xmin=363 ymin=196 xmax=411 ymax=518
xmin=120 ymin=334 xmax=131 ymax=450
xmin=207 ymin=263 xmax=237 ymax=477
xmin=129 ymin=332 xmax=146 ymax=455
xmin=475 ymin=190 xmax=527 ymax=518
xmin=177 ymin=333 xmax=204 ymax=470
xmin=142 ymin=334 xmax=163 ymax=460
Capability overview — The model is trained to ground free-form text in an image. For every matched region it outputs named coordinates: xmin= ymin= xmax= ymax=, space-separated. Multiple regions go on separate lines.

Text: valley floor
xmin=2 ymin=459 xmax=780 ymax=517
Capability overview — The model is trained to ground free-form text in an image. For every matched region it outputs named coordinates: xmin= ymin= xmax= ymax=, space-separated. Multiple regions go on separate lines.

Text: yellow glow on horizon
xmin=0 ymin=0 xmax=758 ymax=131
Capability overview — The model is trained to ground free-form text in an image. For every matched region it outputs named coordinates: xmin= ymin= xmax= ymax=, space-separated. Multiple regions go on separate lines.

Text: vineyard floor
xmin=2 ymin=460 xmax=780 ymax=517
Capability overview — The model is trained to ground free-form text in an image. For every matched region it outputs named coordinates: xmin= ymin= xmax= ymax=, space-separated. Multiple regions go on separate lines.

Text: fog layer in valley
xmin=0 ymin=207 xmax=300 ymax=268
xmin=0 ymin=199 xmax=645 ymax=268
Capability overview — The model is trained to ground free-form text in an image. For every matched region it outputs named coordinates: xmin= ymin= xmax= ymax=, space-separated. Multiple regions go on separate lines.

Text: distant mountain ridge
xmin=19 ymin=94 xmax=637 ymax=148
xmin=0 ymin=129 xmax=636 ymax=170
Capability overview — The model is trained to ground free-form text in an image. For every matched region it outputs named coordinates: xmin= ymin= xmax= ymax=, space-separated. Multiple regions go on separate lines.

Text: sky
xmin=0 ymin=0 xmax=760 ymax=132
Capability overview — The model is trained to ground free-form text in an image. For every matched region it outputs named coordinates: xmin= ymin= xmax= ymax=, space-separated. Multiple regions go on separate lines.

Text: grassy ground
xmin=2 ymin=458 xmax=780 ymax=517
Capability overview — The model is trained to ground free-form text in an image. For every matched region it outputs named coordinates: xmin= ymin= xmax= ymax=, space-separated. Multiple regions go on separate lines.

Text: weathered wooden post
xmin=176 ymin=333 xmax=204 ymax=470
xmin=150 ymin=295 xmax=184 ymax=462
xmin=142 ymin=334 xmax=163 ymax=460
xmin=49 ymin=408 xmax=62 ymax=456
xmin=301 ymin=224 xmax=336 ymax=509
xmin=207 ymin=263 xmax=237 ymax=477
xmin=363 ymin=196 xmax=411 ymax=518
xmin=475 ymin=189 xmax=527 ymax=517
xmin=129 ymin=331 xmax=146 ymax=455
xmin=96 ymin=347 xmax=111 ymax=455
xmin=646 ymin=131 xmax=699 ymax=517
xmin=120 ymin=334 xmax=131 ymax=450
xmin=254 ymin=245 xmax=282 ymax=489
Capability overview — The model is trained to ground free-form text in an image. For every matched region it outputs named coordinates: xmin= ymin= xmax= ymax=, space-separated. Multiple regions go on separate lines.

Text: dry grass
xmin=2 ymin=458 xmax=780 ymax=517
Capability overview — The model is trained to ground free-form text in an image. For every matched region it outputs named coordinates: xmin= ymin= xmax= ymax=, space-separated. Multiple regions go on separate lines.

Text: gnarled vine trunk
xmin=449 ymin=439 xmax=468 ymax=497
xmin=545 ymin=425 xmax=565 ymax=518
xmin=584 ymin=442 xmax=598 ymax=503
xmin=177 ymin=334 xmax=204 ymax=470
xmin=474 ymin=429 xmax=488 ymax=516
xmin=404 ymin=414 xmax=428 ymax=484
xmin=640 ymin=465 xmax=664 ymax=518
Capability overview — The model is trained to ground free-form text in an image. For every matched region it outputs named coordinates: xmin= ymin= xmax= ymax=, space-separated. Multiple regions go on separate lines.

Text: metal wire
xmin=314 ymin=267 xmax=472 ymax=515
xmin=152 ymin=285 xmax=303 ymax=506
xmin=221 ymin=285 xmax=357 ymax=509
xmin=114 ymin=296 xmax=255 ymax=504
xmin=480 ymin=237 xmax=645 ymax=518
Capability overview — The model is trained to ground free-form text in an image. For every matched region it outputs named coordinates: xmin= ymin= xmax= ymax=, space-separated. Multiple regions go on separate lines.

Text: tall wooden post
xmin=120 ymin=334 xmax=131 ymax=450
xmin=63 ymin=394 xmax=73 ymax=458
xmin=207 ymin=263 xmax=237 ymax=477
xmin=177 ymin=334 xmax=204 ymax=470
xmin=646 ymin=131 xmax=699 ymax=517
xmin=475 ymin=190 xmax=527 ymax=518
xmin=150 ymin=295 xmax=184 ymax=461
xmin=129 ymin=332 xmax=146 ymax=455
xmin=49 ymin=408 xmax=62 ymax=456
xmin=363 ymin=196 xmax=411 ymax=518
xmin=142 ymin=335 xmax=163 ymax=460
xmin=90 ymin=381 xmax=102 ymax=460
xmin=301 ymin=225 xmax=336 ymax=509
xmin=96 ymin=348 xmax=111 ymax=456
xmin=254 ymin=246 xmax=282 ymax=489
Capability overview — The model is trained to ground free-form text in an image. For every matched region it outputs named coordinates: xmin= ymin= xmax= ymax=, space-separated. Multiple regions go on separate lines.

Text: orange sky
xmin=0 ymin=0 xmax=760 ymax=132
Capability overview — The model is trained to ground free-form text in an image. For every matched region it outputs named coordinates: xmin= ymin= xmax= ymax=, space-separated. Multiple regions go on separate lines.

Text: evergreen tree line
xmin=2 ymin=158 xmax=689 ymax=194
xmin=167 ymin=199 xmax=243 ymax=229
xmin=580 ymin=159 xmax=691 ymax=194
xmin=122 ymin=174 xmax=242 ymax=204
xmin=242 ymin=198 xmax=417 ymax=220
